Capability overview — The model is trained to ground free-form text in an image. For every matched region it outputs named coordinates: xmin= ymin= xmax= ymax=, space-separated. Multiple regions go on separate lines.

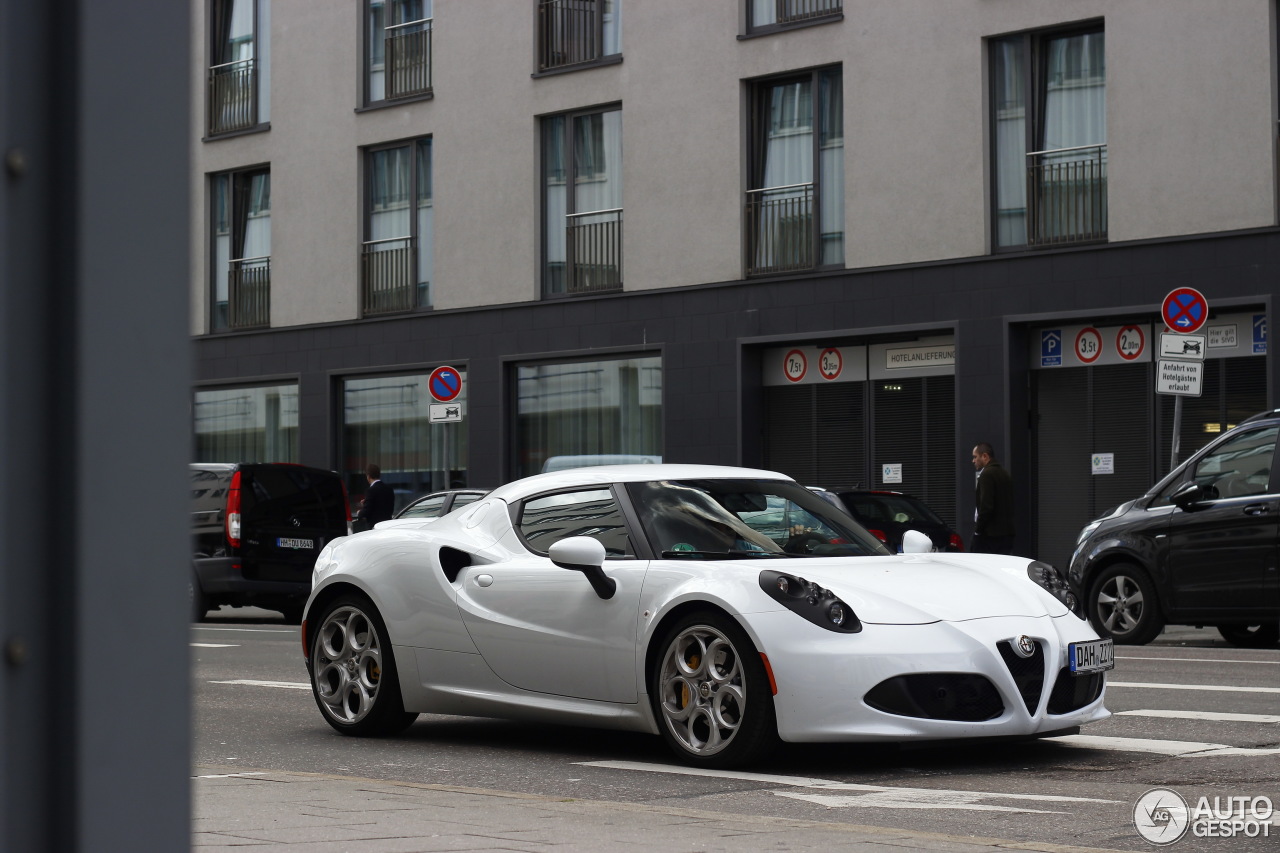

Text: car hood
xmin=747 ymin=553 xmax=1061 ymax=624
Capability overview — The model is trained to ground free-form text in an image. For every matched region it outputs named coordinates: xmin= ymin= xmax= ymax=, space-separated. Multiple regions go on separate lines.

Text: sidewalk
xmin=193 ymin=766 xmax=1126 ymax=852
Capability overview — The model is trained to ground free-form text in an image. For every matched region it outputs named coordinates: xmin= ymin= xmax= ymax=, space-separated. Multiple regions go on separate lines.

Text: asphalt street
xmin=193 ymin=608 xmax=1279 ymax=852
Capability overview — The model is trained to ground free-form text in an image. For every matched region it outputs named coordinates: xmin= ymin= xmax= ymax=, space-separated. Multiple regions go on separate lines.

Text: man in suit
xmin=356 ymin=463 xmax=395 ymax=528
xmin=971 ymin=442 xmax=1015 ymax=554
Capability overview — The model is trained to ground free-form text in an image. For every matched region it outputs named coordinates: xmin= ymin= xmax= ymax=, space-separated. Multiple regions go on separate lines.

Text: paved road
xmin=194 ymin=608 xmax=1279 ymax=851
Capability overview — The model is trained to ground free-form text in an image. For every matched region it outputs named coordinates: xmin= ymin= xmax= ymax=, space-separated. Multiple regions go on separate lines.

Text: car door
xmin=454 ymin=486 xmax=646 ymax=704
xmin=239 ymin=465 xmax=347 ymax=583
xmin=1167 ymin=426 xmax=1280 ymax=615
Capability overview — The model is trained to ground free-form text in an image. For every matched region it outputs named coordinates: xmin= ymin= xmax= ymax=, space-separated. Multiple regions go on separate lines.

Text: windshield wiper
xmin=660 ymin=549 xmax=805 ymax=560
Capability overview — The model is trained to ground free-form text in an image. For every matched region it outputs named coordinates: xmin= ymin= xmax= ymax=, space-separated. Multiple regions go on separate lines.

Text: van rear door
xmin=238 ymin=465 xmax=349 ymax=583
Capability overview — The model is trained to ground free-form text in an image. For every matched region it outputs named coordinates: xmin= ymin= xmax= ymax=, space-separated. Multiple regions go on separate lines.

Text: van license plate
xmin=1069 ymin=639 xmax=1114 ymax=674
xmin=276 ymin=537 xmax=314 ymax=551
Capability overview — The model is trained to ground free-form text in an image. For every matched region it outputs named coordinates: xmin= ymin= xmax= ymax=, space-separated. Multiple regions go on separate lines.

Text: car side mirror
xmin=1170 ymin=481 xmax=1209 ymax=510
xmin=901 ymin=529 xmax=933 ymax=554
xmin=548 ymin=537 xmax=616 ymax=600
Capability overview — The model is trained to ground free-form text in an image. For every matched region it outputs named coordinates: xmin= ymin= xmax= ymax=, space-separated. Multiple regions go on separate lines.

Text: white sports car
xmin=302 ymin=464 xmax=1112 ymax=767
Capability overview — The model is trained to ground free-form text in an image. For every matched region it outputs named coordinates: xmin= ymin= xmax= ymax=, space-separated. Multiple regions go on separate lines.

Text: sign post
xmin=1158 ymin=289 xmax=1209 ymax=471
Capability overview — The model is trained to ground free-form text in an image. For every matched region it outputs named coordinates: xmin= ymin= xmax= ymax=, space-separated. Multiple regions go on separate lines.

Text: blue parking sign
xmin=1254 ymin=314 xmax=1267 ymax=354
xmin=1041 ymin=330 xmax=1062 ymax=367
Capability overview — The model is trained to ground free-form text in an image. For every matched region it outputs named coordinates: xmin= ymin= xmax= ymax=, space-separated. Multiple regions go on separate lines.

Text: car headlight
xmin=1027 ymin=560 xmax=1081 ymax=616
xmin=759 ymin=570 xmax=861 ymax=633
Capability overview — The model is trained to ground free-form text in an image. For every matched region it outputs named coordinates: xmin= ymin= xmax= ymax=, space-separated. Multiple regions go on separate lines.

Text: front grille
xmin=865 ymin=674 xmax=1005 ymax=722
xmin=997 ymin=640 xmax=1046 ymax=715
xmin=1047 ymin=667 xmax=1105 ymax=714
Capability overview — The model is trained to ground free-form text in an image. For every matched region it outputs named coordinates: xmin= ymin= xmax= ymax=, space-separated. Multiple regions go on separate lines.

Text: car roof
xmin=1239 ymin=408 xmax=1280 ymax=426
xmin=486 ymin=464 xmax=793 ymax=502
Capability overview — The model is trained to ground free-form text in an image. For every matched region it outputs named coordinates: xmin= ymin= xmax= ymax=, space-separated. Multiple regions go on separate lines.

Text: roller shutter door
xmin=764 ymin=382 xmax=867 ymax=488
xmin=871 ymin=376 xmax=957 ymax=528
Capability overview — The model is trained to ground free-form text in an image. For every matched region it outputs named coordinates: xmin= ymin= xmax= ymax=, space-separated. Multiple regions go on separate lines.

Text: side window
xmin=402 ymin=495 xmax=447 ymax=518
xmin=451 ymin=493 xmax=482 ymax=511
xmin=1188 ymin=427 xmax=1278 ymax=500
xmin=518 ymin=488 xmax=633 ymax=557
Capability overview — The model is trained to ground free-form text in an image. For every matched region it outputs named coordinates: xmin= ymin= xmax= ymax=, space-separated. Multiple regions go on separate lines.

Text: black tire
xmin=1087 ymin=563 xmax=1163 ymax=645
xmin=1217 ymin=623 xmax=1280 ymax=648
xmin=279 ymin=604 xmax=305 ymax=625
xmin=190 ymin=573 xmax=208 ymax=623
xmin=308 ymin=594 xmax=418 ymax=737
xmin=650 ymin=610 xmax=778 ymax=768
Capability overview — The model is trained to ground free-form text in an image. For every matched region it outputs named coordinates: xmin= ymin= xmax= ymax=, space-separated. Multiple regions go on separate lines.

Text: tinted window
xmin=401 ymin=495 xmax=447 ymax=519
xmin=243 ymin=467 xmax=348 ymax=528
xmin=1188 ymin=426 xmax=1278 ymax=500
xmin=518 ymin=488 xmax=633 ymax=557
xmin=844 ymin=494 xmax=944 ymax=527
xmin=451 ymin=492 xmax=483 ymax=510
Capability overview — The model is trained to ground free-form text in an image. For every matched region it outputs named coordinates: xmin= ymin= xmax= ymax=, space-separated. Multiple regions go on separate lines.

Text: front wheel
xmin=1087 ymin=563 xmax=1163 ymax=645
xmin=308 ymin=595 xmax=417 ymax=736
xmin=1217 ymin=623 xmax=1280 ymax=648
xmin=650 ymin=610 xmax=777 ymax=768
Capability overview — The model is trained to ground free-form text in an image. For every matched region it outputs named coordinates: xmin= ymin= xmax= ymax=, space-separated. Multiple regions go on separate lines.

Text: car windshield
xmin=627 ymin=479 xmax=891 ymax=559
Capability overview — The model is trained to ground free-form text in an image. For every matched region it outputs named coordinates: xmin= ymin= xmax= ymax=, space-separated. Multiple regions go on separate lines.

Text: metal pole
xmin=1170 ymin=394 xmax=1183 ymax=472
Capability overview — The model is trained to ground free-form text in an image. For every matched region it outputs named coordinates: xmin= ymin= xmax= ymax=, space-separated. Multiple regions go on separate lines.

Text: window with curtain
xmin=542 ymin=105 xmax=622 ymax=295
xmin=341 ymin=371 xmax=468 ymax=513
xmin=211 ymin=167 xmax=271 ymax=331
xmin=365 ymin=0 xmax=432 ymax=104
xmin=194 ymin=384 xmax=298 ymax=463
xmin=536 ymin=0 xmax=622 ymax=72
xmin=363 ymin=138 xmax=433 ymax=313
xmin=991 ymin=26 xmax=1105 ymax=248
xmin=208 ymin=0 xmax=270 ymax=134
xmin=746 ymin=66 xmax=843 ymax=275
xmin=513 ymin=355 xmax=661 ymax=479
xmin=748 ymin=0 xmax=842 ymax=34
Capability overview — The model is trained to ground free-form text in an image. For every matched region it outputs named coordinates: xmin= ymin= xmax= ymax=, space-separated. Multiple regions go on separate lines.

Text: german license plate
xmin=1069 ymin=639 xmax=1114 ymax=674
xmin=276 ymin=537 xmax=315 ymax=551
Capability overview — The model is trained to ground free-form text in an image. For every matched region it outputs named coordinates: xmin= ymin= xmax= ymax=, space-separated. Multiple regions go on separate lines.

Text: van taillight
xmin=868 ymin=529 xmax=888 ymax=544
xmin=226 ymin=470 xmax=242 ymax=548
xmin=341 ymin=481 xmax=352 ymax=523
xmin=948 ymin=533 xmax=965 ymax=552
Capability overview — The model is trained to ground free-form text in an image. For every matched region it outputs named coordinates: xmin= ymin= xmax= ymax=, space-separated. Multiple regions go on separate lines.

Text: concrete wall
xmin=191 ymin=0 xmax=1280 ymax=334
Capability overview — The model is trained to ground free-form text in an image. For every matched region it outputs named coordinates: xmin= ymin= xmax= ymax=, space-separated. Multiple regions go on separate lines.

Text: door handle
xmin=1242 ymin=504 xmax=1271 ymax=516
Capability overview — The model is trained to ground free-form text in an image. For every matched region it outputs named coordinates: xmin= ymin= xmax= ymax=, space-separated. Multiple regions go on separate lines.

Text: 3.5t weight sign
xmin=1075 ymin=327 xmax=1103 ymax=364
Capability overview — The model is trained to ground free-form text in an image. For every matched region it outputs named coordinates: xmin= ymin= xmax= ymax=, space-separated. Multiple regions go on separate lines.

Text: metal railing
xmin=538 ymin=0 xmax=603 ymax=72
xmin=207 ymin=58 xmax=257 ymax=135
xmin=776 ymin=0 xmax=842 ymax=25
xmin=744 ymin=183 xmax=814 ymax=275
xmin=385 ymin=17 xmax=432 ymax=99
xmin=228 ymin=256 xmax=270 ymax=329
xmin=361 ymin=237 xmax=416 ymax=315
xmin=1026 ymin=143 xmax=1107 ymax=246
xmin=564 ymin=208 xmax=622 ymax=293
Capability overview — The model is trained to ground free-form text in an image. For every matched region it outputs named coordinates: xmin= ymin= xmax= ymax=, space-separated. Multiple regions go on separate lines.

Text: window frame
xmin=361 ymin=0 xmax=434 ymax=108
xmin=206 ymin=0 xmax=269 ymax=138
xmin=509 ymin=484 xmax=643 ymax=558
xmin=361 ymin=136 xmax=434 ymax=314
xmin=208 ymin=164 xmax=272 ymax=333
xmin=742 ymin=0 xmax=843 ymax=39
xmin=533 ymin=0 xmax=623 ymax=77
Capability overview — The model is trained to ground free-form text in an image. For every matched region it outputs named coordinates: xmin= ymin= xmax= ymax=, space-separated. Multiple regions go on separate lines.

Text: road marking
xmin=1117 ymin=709 xmax=1280 ymax=724
xmin=194 ymin=626 xmax=295 ymax=634
xmin=1118 ymin=655 xmax=1280 ymax=665
xmin=1109 ymin=680 xmax=1280 ymax=694
xmin=194 ymin=772 xmax=267 ymax=779
xmin=191 ymin=643 xmax=238 ymax=648
xmin=211 ymin=679 xmax=310 ymax=690
xmin=1050 ymin=735 xmax=1280 ymax=757
xmin=578 ymin=761 xmax=1120 ymax=814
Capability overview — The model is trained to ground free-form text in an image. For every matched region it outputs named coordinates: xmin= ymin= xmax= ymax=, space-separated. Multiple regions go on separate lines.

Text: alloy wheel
xmin=657 ymin=625 xmax=746 ymax=757
xmin=313 ymin=605 xmax=384 ymax=725
xmin=1096 ymin=573 xmax=1145 ymax=635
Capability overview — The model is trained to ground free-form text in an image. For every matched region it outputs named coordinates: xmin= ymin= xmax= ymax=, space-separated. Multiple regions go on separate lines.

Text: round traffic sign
xmin=1162 ymin=287 xmax=1208 ymax=334
xmin=818 ymin=348 xmax=843 ymax=380
xmin=1075 ymin=327 xmax=1102 ymax=364
xmin=428 ymin=365 xmax=463 ymax=402
xmin=783 ymin=349 xmax=807 ymax=382
xmin=1116 ymin=325 xmax=1145 ymax=361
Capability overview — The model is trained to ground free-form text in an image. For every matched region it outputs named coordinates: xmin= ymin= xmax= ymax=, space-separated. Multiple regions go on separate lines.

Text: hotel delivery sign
xmin=885 ymin=344 xmax=955 ymax=369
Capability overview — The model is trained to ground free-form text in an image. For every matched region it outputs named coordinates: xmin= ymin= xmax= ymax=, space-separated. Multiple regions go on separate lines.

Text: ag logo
xmin=1134 ymin=788 xmax=1189 ymax=845
xmin=1013 ymin=635 xmax=1036 ymax=658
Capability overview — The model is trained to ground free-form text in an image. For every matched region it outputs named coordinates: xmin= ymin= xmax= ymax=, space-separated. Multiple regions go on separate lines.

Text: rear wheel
xmin=1088 ymin=564 xmax=1163 ymax=645
xmin=308 ymin=595 xmax=417 ymax=736
xmin=650 ymin=610 xmax=777 ymax=768
xmin=1217 ymin=623 xmax=1280 ymax=648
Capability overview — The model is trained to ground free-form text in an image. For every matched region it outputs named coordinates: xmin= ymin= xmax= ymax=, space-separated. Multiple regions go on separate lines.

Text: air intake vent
xmin=997 ymin=639 xmax=1045 ymax=715
xmin=864 ymin=674 xmax=1004 ymax=722
xmin=1047 ymin=667 xmax=1105 ymax=714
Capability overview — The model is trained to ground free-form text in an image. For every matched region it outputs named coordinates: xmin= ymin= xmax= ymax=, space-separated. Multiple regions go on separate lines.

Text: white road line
xmin=193 ymin=626 xmax=294 ymax=634
xmin=1050 ymin=735 xmax=1280 ymax=758
xmin=1117 ymin=709 xmax=1280 ymax=724
xmin=211 ymin=679 xmax=310 ymax=690
xmin=191 ymin=643 xmax=239 ymax=648
xmin=193 ymin=772 xmax=267 ymax=779
xmin=1108 ymin=680 xmax=1280 ymax=694
xmin=578 ymin=760 xmax=1121 ymax=814
xmin=1118 ymin=655 xmax=1280 ymax=665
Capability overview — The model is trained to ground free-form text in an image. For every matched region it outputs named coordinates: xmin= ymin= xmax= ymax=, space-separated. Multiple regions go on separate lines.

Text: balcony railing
xmin=207 ymin=58 xmax=257 ymax=135
xmin=775 ymin=0 xmax=843 ymax=25
xmin=1026 ymin=144 xmax=1107 ymax=247
xmin=745 ymin=183 xmax=814 ymax=275
xmin=362 ymin=237 xmax=416 ymax=316
xmin=565 ymin=208 xmax=622 ymax=293
xmin=385 ymin=17 xmax=432 ymax=99
xmin=538 ymin=0 xmax=603 ymax=72
xmin=228 ymin=256 xmax=270 ymax=329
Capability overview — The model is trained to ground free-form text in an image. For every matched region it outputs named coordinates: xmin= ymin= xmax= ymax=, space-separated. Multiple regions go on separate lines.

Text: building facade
xmin=192 ymin=0 xmax=1280 ymax=567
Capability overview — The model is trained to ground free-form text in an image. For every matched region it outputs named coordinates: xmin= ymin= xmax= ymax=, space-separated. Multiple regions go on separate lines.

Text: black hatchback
xmin=191 ymin=463 xmax=350 ymax=622
xmin=1068 ymin=410 xmax=1280 ymax=647
xmin=832 ymin=490 xmax=964 ymax=554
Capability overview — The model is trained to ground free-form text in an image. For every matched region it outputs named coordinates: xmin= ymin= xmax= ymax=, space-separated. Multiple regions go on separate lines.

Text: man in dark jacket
xmin=356 ymin=463 xmax=395 ymax=528
xmin=971 ymin=443 xmax=1015 ymax=554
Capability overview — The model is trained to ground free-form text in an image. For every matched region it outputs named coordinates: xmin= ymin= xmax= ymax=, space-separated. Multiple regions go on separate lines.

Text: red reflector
xmin=759 ymin=653 xmax=778 ymax=696
xmin=868 ymin=529 xmax=888 ymax=543
xmin=949 ymin=534 xmax=965 ymax=551
xmin=301 ymin=620 xmax=309 ymax=659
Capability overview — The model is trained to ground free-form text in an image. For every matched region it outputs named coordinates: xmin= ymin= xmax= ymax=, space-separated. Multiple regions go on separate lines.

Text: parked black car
xmin=1069 ymin=409 xmax=1280 ymax=647
xmin=191 ymin=463 xmax=350 ymax=623
xmin=392 ymin=488 xmax=489 ymax=521
xmin=832 ymin=490 xmax=964 ymax=553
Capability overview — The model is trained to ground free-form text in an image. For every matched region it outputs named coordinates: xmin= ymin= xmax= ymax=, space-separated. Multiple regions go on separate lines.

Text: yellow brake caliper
xmin=681 ymin=653 xmax=700 ymax=708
